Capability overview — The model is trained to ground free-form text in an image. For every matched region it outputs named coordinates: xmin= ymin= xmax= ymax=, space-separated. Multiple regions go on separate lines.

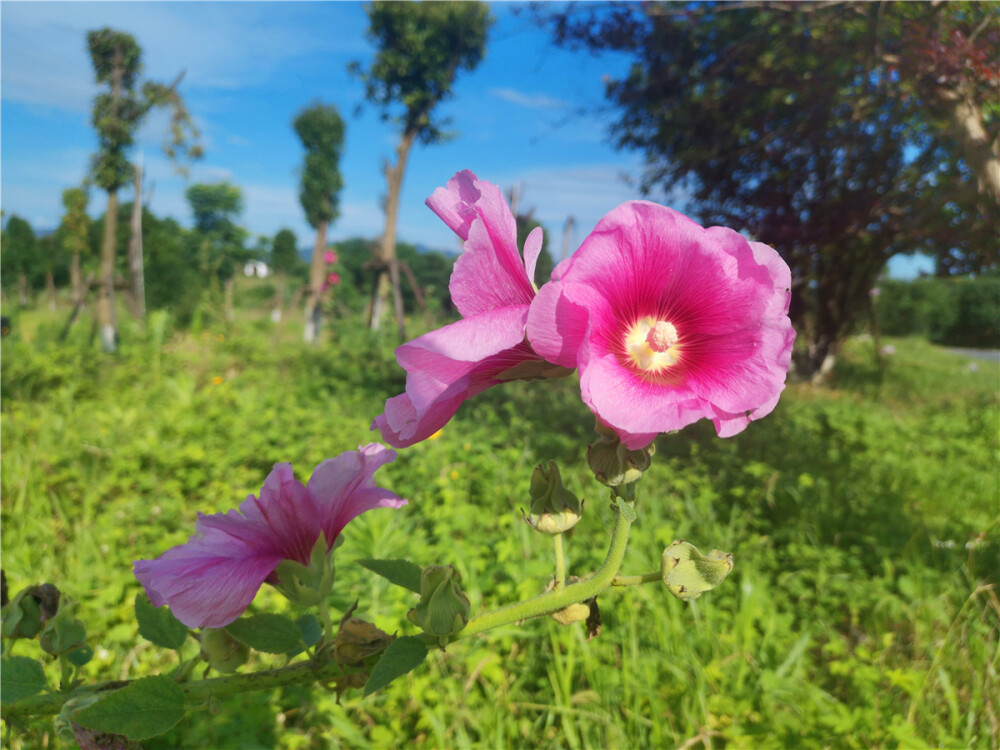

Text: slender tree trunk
xmin=304 ymin=219 xmax=329 ymax=343
xmin=17 ymin=273 xmax=27 ymax=307
xmin=223 ymin=276 xmax=235 ymax=322
xmin=370 ymin=130 xmax=414 ymax=339
xmin=936 ymin=87 xmax=1000 ymax=205
xmin=46 ymin=271 xmax=56 ymax=311
xmin=98 ymin=189 xmax=120 ymax=353
xmin=272 ymin=270 xmax=286 ymax=323
xmin=128 ymin=159 xmax=146 ymax=320
xmin=71 ymin=251 xmax=83 ymax=307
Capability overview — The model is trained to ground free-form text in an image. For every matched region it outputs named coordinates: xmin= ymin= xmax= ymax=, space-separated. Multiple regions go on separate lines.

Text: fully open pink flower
xmin=133 ymin=445 xmax=406 ymax=628
xmin=527 ymin=201 xmax=795 ymax=449
xmin=373 ymin=170 xmax=568 ymax=448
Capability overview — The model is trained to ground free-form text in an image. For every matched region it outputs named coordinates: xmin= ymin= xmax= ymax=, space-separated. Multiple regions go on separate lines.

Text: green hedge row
xmin=875 ymin=275 xmax=1000 ymax=348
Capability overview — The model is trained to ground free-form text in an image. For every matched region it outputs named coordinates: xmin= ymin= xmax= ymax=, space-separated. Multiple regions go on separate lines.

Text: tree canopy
xmin=293 ymin=103 xmax=345 ymax=229
xmin=271 ymin=228 xmax=300 ymax=274
xmin=351 ymin=1 xmax=493 ymax=145
xmin=549 ymin=1 xmax=999 ymax=374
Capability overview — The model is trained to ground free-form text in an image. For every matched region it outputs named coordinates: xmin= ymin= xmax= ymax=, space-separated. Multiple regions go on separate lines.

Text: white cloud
xmin=490 ymin=87 xmax=570 ymax=111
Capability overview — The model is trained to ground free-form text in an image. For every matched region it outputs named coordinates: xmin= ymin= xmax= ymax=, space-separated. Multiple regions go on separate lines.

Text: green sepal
xmin=660 ymin=540 xmax=734 ymax=600
xmin=272 ymin=533 xmax=337 ymax=607
xmin=407 ymin=565 xmax=471 ymax=638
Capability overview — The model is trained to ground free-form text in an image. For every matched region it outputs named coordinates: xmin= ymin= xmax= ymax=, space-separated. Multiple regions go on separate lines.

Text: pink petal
xmin=523 ymin=226 xmax=544 ymax=287
xmin=307 ymin=444 xmax=407 ymax=543
xmin=425 ymin=169 xmax=481 ymax=241
xmin=134 ymin=530 xmax=283 ymax=629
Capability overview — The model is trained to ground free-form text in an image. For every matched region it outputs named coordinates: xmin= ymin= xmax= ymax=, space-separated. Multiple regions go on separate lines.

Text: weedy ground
xmin=2 ymin=297 xmax=997 ymax=749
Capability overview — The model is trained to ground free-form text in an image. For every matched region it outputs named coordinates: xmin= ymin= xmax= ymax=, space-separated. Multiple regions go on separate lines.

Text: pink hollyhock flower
xmin=528 ymin=201 xmax=795 ymax=449
xmin=328 ymin=272 xmax=341 ymax=286
xmin=324 ymin=250 xmax=338 ymax=265
xmin=133 ymin=445 xmax=406 ymax=628
xmin=373 ymin=170 xmax=569 ymax=448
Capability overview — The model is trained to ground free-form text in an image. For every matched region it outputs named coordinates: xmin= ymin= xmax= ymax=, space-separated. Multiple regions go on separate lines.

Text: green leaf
xmin=225 ymin=613 xmax=303 ymax=654
xmin=356 ymin=558 xmax=423 ymax=594
xmin=296 ymin=614 xmax=323 ymax=649
xmin=363 ymin=636 xmax=428 ymax=696
xmin=72 ymin=675 xmax=184 ymax=740
xmin=0 ymin=655 xmax=48 ymax=703
xmin=135 ymin=594 xmax=188 ymax=649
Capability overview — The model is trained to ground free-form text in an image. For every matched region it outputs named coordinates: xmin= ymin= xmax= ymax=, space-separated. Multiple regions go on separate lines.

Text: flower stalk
xmin=553 ymin=533 xmax=567 ymax=590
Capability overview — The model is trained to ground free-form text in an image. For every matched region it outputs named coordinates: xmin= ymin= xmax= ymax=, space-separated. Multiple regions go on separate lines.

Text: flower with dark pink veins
xmin=133 ymin=445 xmax=406 ymax=629
xmin=527 ymin=201 xmax=795 ymax=449
xmin=373 ymin=170 xmax=570 ymax=448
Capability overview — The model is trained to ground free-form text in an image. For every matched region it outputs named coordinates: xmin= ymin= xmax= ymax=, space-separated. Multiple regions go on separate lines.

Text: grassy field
xmin=1 ymin=299 xmax=998 ymax=749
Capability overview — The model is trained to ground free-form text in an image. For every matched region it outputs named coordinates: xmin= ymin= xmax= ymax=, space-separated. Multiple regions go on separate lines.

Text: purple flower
xmin=373 ymin=170 xmax=569 ymax=447
xmin=527 ymin=201 xmax=795 ymax=449
xmin=133 ymin=445 xmax=406 ymax=628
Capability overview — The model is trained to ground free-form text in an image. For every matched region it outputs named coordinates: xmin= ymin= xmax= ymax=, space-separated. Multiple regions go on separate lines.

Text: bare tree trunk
xmin=128 ymin=158 xmax=146 ymax=320
xmin=272 ymin=270 xmax=286 ymax=323
xmin=304 ymin=219 xmax=329 ymax=343
xmin=71 ymin=251 xmax=83 ymax=307
xmin=370 ymin=130 xmax=415 ymax=339
xmin=223 ymin=276 xmax=235 ymax=322
xmin=17 ymin=273 xmax=27 ymax=307
xmin=46 ymin=271 xmax=56 ymax=311
xmin=936 ymin=87 xmax=1000 ymax=205
xmin=98 ymin=189 xmax=120 ymax=353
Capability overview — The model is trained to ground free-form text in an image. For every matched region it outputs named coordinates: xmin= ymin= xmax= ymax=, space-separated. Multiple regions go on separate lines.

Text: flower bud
xmin=272 ymin=534 xmax=337 ymax=608
xmin=587 ymin=427 xmax=654 ymax=489
xmin=200 ymin=627 xmax=250 ymax=673
xmin=332 ymin=616 xmax=394 ymax=667
xmin=407 ymin=565 xmax=471 ymax=638
xmin=2 ymin=583 xmax=61 ymax=640
xmin=39 ymin=594 xmax=87 ymax=657
xmin=550 ymin=602 xmax=591 ymax=626
xmin=660 ymin=540 xmax=734 ymax=601
xmin=523 ymin=460 xmax=583 ymax=534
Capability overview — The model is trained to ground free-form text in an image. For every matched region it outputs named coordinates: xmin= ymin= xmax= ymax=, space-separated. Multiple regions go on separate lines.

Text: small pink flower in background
xmin=133 ymin=445 xmax=406 ymax=628
xmin=373 ymin=170 xmax=568 ymax=448
xmin=881 ymin=344 xmax=896 ymax=355
xmin=528 ymin=201 xmax=795 ymax=449
xmin=324 ymin=250 xmax=338 ymax=265
xmin=328 ymin=272 xmax=341 ymax=286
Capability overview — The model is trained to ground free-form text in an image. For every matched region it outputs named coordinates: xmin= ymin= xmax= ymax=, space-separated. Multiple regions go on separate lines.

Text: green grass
xmin=1 ymin=302 xmax=998 ymax=749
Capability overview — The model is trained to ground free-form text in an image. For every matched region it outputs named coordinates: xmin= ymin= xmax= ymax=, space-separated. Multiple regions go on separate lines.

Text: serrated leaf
xmin=363 ymin=636 xmax=428 ymax=696
xmin=225 ymin=613 xmax=302 ymax=654
xmin=0 ymin=655 xmax=48 ymax=702
xmin=73 ymin=675 xmax=184 ymax=740
xmin=135 ymin=594 xmax=188 ymax=650
xmin=356 ymin=558 xmax=423 ymax=594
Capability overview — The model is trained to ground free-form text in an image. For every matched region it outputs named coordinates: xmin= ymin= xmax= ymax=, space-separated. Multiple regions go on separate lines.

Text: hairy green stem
xmin=611 ymin=571 xmax=661 ymax=587
xmin=553 ymin=533 xmax=567 ymax=590
xmin=3 ymin=657 xmax=362 ymax=721
xmin=456 ymin=501 xmax=635 ymax=640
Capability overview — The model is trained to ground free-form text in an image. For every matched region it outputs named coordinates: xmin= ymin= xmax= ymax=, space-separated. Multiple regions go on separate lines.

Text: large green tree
xmin=549 ymin=2 xmax=998 ymax=378
xmin=185 ymin=182 xmax=247 ymax=321
xmin=1 ymin=215 xmax=37 ymax=307
xmin=351 ymin=1 xmax=492 ymax=338
xmin=293 ymin=103 xmax=345 ymax=343
xmin=87 ymin=27 xmax=200 ymax=352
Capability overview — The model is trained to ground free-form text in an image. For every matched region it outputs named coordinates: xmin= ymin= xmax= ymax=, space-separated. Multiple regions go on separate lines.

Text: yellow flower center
xmin=625 ymin=317 xmax=680 ymax=372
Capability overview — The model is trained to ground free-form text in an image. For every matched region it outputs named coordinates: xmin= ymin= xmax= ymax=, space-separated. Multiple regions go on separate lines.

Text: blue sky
xmin=1 ymin=1 xmax=932 ymax=278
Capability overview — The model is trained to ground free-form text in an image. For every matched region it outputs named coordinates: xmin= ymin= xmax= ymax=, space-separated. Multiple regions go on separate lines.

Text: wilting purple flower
xmin=373 ymin=170 xmax=569 ymax=447
xmin=527 ymin=201 xmax=795 ymax=449
xmin=134 ymin=445 xmax=406 ymax=628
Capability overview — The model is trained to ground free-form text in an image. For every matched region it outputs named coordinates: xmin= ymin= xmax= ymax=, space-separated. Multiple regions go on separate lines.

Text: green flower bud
xmin=550 ymin=602 xmax=591 ymax=626
xmin=660 ymin=540 xmax=734 ymax=601
xmin=272 ymin=534 xmax=337 ymax=608
xmin=523 ymin=460 xmax=583 ymax=534
xmin=332 ymin=616 xmax=394 ymax=667
xmin=2 ymin=583 xmax=61 ymax=640
xmin=587 ymin=428 xmax=655 ymax=489
xmin=407 ymin=565 xmax=471 ymax=638
xmin=200 ymin=627 xmax=250 ymax=673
